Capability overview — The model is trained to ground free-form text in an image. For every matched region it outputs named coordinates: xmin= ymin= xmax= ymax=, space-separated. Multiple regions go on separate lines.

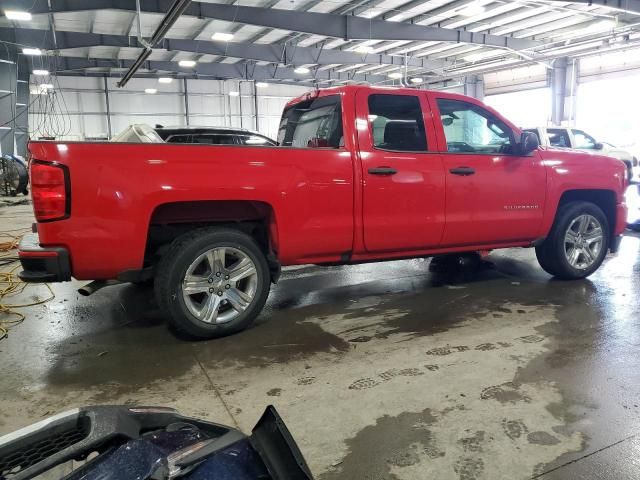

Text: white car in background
xmin=524 ymin=127 xmax=637 ymax=182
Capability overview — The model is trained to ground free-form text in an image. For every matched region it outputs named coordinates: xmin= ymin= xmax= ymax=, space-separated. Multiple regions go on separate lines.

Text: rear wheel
xmin=535 ymin=201 xmax=609 ymax=279
xmin=155 ymin=228 xmax=271 ymax=339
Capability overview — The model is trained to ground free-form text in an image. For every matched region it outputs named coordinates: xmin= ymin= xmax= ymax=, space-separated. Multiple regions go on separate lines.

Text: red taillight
xmin=31 ymin=161 xmax=69 ymax=222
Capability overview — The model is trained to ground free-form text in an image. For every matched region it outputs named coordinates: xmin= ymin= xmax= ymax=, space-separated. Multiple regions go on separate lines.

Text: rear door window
xmin=367 ymin=94 xmax=427 ymax=152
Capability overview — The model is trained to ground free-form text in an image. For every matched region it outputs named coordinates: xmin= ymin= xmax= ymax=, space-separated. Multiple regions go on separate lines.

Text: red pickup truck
xmin=20 ymin=86 xmax=628 ymax=339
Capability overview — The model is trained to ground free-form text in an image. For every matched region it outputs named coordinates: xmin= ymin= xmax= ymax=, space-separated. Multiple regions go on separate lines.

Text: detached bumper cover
xmin=18 ymin=232 xmax=71 ymax=282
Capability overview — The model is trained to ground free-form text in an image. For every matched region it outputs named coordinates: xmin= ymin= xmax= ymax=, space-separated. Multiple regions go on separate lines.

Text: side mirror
xmin=519 ymin=131 xmax=539 ymax=155
xmin=594 ymin=142 xmax=604 ymax=150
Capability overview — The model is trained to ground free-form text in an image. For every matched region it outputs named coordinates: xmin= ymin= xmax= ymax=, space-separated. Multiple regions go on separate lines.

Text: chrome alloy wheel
xmin=181 ymin=247 xmax=258 ymax=324
xmin=564 ymin=214 xmax=604 ymax=270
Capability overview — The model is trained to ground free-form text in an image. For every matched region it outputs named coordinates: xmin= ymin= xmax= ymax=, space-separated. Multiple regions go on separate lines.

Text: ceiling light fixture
xmin=178 ymin=60 xmax=196 ymax=68
xmin=354 ymin=45 xmax=374 ymax=53
xmin=5 ymin=10 xmax=32 ymax=21
xmin=388 ymin=71 xmax=403 ymax=79
xmin=459 ymin=2 xmax=486 ymax=17
xmin=229 ymin=91 xmax=240 ymax=96
xmin=158 ymin=77 xmax=173 ymax=83
xmin=582 ymin=19 xmax=617 ymax=34
xmin=294 ymin=66 xmax=310 ymax=74
xmin=33 ymin=69 xmax=49 ymax=76
xmin=410 ymin=77 xmax=423 ymax=84
xmin=255 ymin=82 xmax=268 ymax=88
xmin=211 ymin=32 xmax=234 ymax=41
xmin=22 ymin=47 xmax=42 ymax=55
xmin=145 ymin=88 xmax=157 ymax=94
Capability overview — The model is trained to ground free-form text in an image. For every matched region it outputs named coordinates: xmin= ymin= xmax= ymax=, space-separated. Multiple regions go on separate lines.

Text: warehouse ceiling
xmin=2 ymin=0 xmax=640 ymax=86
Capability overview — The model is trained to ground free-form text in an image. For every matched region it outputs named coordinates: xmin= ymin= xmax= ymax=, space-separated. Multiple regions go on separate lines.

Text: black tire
xmin=535 ymin=201 xmax=609 ymax=280
xmin=155 ymin=227 xmax=271 ymax=339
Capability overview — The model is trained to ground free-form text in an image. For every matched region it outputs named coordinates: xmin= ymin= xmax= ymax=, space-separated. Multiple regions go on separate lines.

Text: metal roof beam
xmin=40 ymin=55 xmax=392 ymax=84
xmin=29 ymin=0 xmax=540 ymax=50
xmin=3 ymin=27 xmax=450 ymax=70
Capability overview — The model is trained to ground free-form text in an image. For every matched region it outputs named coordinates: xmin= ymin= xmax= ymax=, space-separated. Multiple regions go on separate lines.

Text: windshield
xmin=277 ymin=95 xmax=343 ymax=148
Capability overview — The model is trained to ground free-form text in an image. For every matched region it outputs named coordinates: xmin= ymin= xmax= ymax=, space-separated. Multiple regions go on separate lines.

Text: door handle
xmin=449 ymin=167 xmax=475 ymax=176
xmin=368 ymin=167 xmax=398 ymax=175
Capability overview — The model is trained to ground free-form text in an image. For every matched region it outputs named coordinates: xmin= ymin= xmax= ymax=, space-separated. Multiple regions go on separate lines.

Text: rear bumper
xmin=18 ymin=232 xmax=71 ymax=282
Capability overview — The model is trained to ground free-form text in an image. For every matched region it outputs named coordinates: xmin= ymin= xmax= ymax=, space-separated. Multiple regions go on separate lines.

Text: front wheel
xmin=155 ymin=228 xmax=271 ymax=339
xmin=535 ymin=201 xmax=609 ymax=279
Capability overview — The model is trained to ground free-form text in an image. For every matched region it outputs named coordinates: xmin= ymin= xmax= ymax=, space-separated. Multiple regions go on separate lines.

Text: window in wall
xmin=484 ymin=88 xmax=551 ymax=128
xmin=571 ymin=129 xmax=597 ymax=149
xmin=576 ymin=75 xmax=640 ymax=153
xmin=367 ymin=94 xmax=427 ymax=152
xmin=546 ymin=128 xmax=571 ymax=148
xmin=277 ymin=95 xmax=343 ymax=148
xmin=437 ymin=99 xmax=515 ymax=154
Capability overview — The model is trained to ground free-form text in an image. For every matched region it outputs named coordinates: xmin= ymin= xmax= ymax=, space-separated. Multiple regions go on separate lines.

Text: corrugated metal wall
xmin=28 ymin=76 xmax=310 ymax=142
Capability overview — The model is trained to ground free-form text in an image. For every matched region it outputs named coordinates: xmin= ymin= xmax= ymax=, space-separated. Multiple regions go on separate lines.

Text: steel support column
xmin=550 ymin=57 xmax=578 ymax=126
xmin=464 ymin=75 xmax=485 ymax=100
xmin=0 ymin=42 xmax=18 ymax=156
xmin=15 ymin=56 xmax=29 ymax=156
xmin=253 ymin=81 xmax=259 ymax=132
xmin=103 ymin=76 xmax=112 ymax=138
xmin=183 ymin=78 xmax=190 ymax=126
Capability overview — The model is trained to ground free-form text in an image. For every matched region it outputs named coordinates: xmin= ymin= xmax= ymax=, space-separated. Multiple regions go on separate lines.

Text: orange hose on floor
xmin=0 ymin=230 xmax=55 ymax=340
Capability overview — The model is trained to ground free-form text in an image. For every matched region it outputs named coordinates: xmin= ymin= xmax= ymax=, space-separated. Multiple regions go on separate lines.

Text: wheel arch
xmin=143 ymin=200 xmax=279 ymax=268
xmin=557 ymin=189 xmax=617 ymax=240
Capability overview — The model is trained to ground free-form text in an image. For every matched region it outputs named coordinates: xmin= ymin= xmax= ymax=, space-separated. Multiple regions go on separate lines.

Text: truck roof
xmin=285 ymin=84 xmax=491 ymax=109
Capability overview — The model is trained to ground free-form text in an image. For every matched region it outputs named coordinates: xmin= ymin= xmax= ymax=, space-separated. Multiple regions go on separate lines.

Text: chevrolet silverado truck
xmin=20 ymin=86 xmax=628 ymax=339
xmin=524 ymin=126 xmax=637 ymax=182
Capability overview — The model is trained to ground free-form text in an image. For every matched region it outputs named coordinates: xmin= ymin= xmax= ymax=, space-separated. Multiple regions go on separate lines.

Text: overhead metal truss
xmin=28 ymin=0 xmax=540 ymax=50
xmin=1 ymin=27 xmax=451 ymax=71
xmin=35 ymin=55 xmax=393 ymax=85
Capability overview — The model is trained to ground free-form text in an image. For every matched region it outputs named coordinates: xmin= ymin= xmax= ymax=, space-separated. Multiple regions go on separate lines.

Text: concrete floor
xmin=1 ymin=193 xmax=640 ymax=480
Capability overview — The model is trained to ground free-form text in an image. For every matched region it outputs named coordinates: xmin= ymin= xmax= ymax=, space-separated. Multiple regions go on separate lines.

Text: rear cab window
xmin=278 ymin=95 xmax=343 ymax=148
